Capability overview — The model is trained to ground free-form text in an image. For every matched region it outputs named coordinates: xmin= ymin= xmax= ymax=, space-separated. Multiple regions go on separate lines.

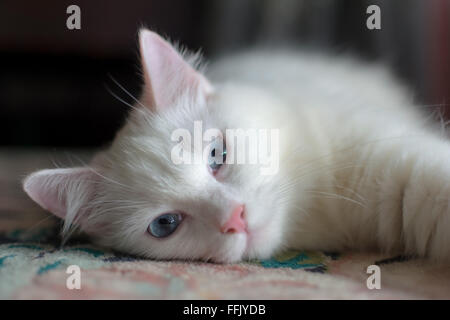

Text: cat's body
xmin=209 ymin=50 xmax=450 ymax=260
xmin=23 ymin=30 xmax=450 ymax=263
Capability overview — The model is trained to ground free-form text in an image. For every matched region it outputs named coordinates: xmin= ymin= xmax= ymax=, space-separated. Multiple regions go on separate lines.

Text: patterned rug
xmin=1 ymin=149 xmax=450 ymax=299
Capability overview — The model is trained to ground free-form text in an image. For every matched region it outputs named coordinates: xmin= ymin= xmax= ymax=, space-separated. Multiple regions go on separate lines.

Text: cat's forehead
xmin=103 ymin=94 xmax=233 ymax=191
xmin=109 ymin=121 xmax=212 ymax=188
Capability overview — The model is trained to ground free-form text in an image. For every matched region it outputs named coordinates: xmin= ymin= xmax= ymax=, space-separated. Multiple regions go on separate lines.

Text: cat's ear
xmin=138 ymin=29 xmax=213 ymax=110
xmin=23 ymin=167 xmax=96 ymax=220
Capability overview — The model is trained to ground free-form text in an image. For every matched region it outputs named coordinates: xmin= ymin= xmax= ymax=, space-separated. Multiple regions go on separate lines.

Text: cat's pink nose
xmin=221 ymin=205 xmax=247 ymax=234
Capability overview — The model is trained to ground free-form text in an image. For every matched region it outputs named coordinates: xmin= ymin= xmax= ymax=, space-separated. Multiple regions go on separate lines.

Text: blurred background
xmin=0 ymin=0 xmax=449 ymax=148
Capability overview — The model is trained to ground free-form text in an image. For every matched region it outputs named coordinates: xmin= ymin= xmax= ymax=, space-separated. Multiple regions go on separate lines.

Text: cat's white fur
xmin=23 ymin=30 xmax=450 ymax=263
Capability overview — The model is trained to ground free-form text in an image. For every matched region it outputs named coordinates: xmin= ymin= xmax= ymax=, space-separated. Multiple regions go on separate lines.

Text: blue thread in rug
xmin=38 ymin=260 xmax=64 ymax=275
xmin=0 ymin=255 xmax=16 ymax=267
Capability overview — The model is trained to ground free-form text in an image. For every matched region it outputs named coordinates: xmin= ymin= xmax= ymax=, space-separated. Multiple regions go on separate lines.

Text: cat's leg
xmin=339 ymin=133 xmax=450 ymax=262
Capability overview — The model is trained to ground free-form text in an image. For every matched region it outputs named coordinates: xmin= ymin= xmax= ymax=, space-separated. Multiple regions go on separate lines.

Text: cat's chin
xmin=209 ymin=228 xmax=279 ymax=263
xmin=207 ymin=233 xmax=248 ymax=263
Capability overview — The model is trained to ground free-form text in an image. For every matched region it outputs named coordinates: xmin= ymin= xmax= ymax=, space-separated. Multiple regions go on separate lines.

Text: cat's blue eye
xmin=148 ymin=213 xmax=183 ymax=238
xmin=208 ymin=138 xmax=227 ymax=172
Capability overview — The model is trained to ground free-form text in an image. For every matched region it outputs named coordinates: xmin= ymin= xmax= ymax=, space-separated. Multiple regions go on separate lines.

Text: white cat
xmin=23 ymin=29 xmax=450 ymax=263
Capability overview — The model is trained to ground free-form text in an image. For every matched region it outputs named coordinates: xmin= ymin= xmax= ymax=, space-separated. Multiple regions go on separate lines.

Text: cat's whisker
xmin=304 ymin=190 xmax=367 ymax=209
xmin=87 ymin=166 xmax=137 ymax=193
xmin=310 ymin=183 xmax=367 ymax=203
xmin=105 ymin=84 xmax=147 ymax=116
xmin=23 ymin=214 xmax=56 ymax=233
xmin=64 ymin=153 xmax=89 ymax=167
xmin=90 ymin=199 xmax=148 ymax=205
xmin=289 ymin=204 xmax=310 ymax=217
xmin=330 ymin=184 xmax=366 ymax=202
xmin=108 ymin=74 xmax=147 ymax=109
xmin=285 ymin=133 xmax=430 ymax=177
xmin=89 ymin=205 xmax=146 ymax=219
xmin=274 ymin=162 xmax=369 ymax=211
xmin=418 ymin=102 xmax=448 ymax=109
xmin=277 ymin=162 xmax=366 ymax=194
xmin=50 ymin=155 xmax=63 ymax=169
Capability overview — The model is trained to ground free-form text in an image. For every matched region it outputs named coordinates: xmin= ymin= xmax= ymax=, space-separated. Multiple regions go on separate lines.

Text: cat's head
xmin=23 ymin=30 xmax=290 ymax=263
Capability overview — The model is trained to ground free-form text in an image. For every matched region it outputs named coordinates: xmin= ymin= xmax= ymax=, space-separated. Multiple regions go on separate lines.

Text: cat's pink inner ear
xmin=139 ymin=29 xmax=213 ymax=110
xmin=23 ymin=168 xmax=94 ymax=219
